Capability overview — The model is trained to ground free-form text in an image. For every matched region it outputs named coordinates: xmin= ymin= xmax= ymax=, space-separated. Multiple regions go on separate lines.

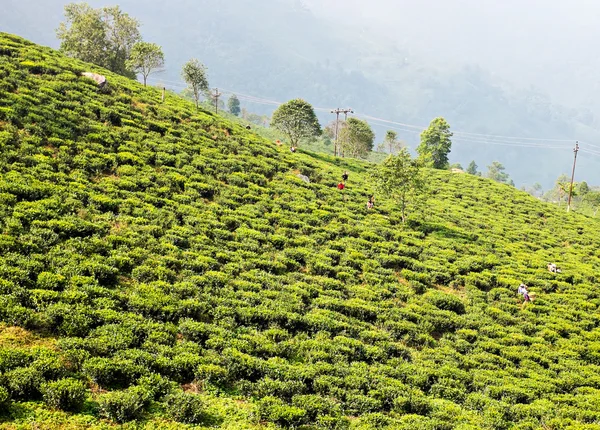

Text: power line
xmin=147 ymin=76 xmax=586 ymax=152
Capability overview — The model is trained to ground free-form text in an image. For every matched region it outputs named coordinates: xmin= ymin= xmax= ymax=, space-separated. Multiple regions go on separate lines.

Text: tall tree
xmin=126 ymin=42 xmax=164 ymax=86
xmin=486 ymin=161 xmax=511 ymax=184
xmin=57 ymin=3 xmax=141 ymax=77
xmin=340 ymin=118 xmax=375 ymax=158
xmin=271 ymin=99 xmax=321 ymax=148
xmin=228 ymin=95 xmax=241 ymax=116
xmin=371 ymin=148 xmax=426 ymax=223
xmin=182 ymin=59 xmax=209 ymax=109
xmin=466 ymin=160 xmax=479 ymax=175
xmin=417 ymin=117 xmax=453 ymax=169
xmin=384 ymin=130 xmax=403 ymax=154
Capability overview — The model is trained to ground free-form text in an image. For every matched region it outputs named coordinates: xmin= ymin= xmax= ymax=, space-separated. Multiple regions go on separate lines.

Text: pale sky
xmin=304 ymin=0 xmax=600 ymax=108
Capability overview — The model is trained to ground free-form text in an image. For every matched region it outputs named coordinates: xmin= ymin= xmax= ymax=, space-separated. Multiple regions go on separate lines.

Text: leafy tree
xmin=555 ymin=174 xmax=571 ymax=204
xmin=271 ymin=99 xmax=321 ymax=148
xmin=371 ymin=148 xmax=426 ymax=222
xmin=228 ymin=95 xmax=241 ymax=116
xmin=417 ymin=117 xmax=453 ymax=169
xmin=449 ymin=163 xmax=463 ymax=170
xmin=340 ymin=118 xmax=375 ymax=158
xmin=57 ymin=3 xmax=141 ymax=77
xmin=579 ymin=181 xmax=590 ymax=195
xmin=583 ymin=191 xmax=600 ymax=216
xmin=486 ymin=161 xmax=511 ymax=184
xmin=384 ymin=130 xmax=403 ymax=154
xmin=466 ymin=161 xmax=479 ymax=175
xmin=182 ymin=59 xmax=209 ymax=109
xmin=126 ymin=42 xmax=164 ymax=86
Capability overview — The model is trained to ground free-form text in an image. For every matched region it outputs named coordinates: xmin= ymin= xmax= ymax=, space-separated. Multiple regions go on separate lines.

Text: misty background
xmin=2 ymin=0 xmax=599 ymax=188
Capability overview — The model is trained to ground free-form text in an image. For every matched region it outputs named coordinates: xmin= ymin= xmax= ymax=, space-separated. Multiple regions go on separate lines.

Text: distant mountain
xmin=2 ymin=0 xmax=598 ymax=187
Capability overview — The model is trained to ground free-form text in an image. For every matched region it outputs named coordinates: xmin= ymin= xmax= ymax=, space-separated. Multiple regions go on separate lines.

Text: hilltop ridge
xmin=1 ymin=33 xmax=600 ymax=429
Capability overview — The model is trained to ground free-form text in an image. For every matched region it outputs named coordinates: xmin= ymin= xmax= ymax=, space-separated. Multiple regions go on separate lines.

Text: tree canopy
xmin=271 ymin=99 xmax=321 ymax=147
xmin=56 ymin=3 xmax=141 ymax=77
xmin=383 ymin=130 xmax=403 ymax=155
xmin=371 ymin=148 xmax=426 ymax=222
xmin=228 ymin=95 xmax=241 ymax=116
xmin=417 ymin=117 xmax=453 ymax=169
xmin=182 ymin=59 xmax=209 ymax=109
xmin=486 ymin=161 xmax=512 ymax=184
xmin=126 ymin=42 xmax=164 ymax=86
xmin=466 ymin=160 xmax=479 ymax=175
xmin=340 ymin=118 xmax=375 ymax=158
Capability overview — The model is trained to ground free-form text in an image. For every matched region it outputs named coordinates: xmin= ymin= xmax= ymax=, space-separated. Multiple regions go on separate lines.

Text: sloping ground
xmin=1 ymin=33 xmax=600 ymax=429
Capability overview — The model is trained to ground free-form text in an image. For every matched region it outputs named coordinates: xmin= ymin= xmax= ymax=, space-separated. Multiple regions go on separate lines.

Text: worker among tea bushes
xmin=342 ymin=171 xmax=349 ymax=183
xmin=518 ymin=283 xmax=532 ymax=303
xmin=367 ymin=195 xmax=374 ymax=209
xmin=337 ymin=182 xmax=345 ymax=190
xmin=547 ymin=263 xmax=561 ymax=273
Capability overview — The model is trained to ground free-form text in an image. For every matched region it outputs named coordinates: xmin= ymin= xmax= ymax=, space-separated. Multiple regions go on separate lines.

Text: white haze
xmin=304 ymin=0 xmax=600 ymax=112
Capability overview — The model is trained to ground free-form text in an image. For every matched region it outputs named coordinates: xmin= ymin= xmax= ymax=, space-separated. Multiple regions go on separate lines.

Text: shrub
xmin=98 ymin=386 xmax=149 ymax=423
xmin=36 ymin=272 xmax=66 ymax=291
xmin=41 ymin=378 xmax=87 ymax=412
xmin=164 ymin=391 xmax=206 ymax=424
xmin=258 ymin=396 xmax=307 ymax=427
xmin=0 ymin=386 xmax=10 ymax=411
xmin=6 ymin=366 xmax=44 ymax=400
xmin=83 ymin=357 xmax=142 ymax=389
xmin=424 ymin=290 xmax=466 ymax=314
xmin=137 ymin=373 xmax=177 ymax=400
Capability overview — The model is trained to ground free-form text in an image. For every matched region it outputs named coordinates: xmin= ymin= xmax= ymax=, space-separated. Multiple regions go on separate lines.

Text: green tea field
xmin=1 ymin=33 xmax=600 ymax=429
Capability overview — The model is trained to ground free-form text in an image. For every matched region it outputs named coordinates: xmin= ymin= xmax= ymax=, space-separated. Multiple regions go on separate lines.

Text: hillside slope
xmin=2 ymin=34 xmax=600 ymax=429
xmin=2 ymin=0 xmax=599 ymax=187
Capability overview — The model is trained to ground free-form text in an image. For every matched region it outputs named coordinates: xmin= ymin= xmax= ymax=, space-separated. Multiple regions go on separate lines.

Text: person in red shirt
xmin=337 ymin=182 xmax=345 ymax=190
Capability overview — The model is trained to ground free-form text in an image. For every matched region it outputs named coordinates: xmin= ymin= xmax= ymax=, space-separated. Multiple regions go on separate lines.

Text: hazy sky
xmin=304 ymin=0 xmax=600 ymax=107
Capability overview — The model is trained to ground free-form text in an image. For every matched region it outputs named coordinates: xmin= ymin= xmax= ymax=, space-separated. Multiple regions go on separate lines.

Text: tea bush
xmin=3 ymin=33 xmax=600 ymax=428
xmin=164 ymin=391 xmax=207 ymax=424
xmin=97 ymin=385 xmax=149 ymax=423
xmin=41 ymin=378 xmax=87 ymax=412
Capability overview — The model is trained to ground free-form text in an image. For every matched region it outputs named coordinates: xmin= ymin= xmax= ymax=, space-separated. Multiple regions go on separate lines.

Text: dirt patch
xmin=0 ymin=324 xmax=57 ymax=350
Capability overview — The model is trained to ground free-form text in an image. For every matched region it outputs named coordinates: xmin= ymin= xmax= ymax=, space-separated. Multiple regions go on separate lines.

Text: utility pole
xmin=331 ymin=108 xmax=353 ymax=157
xmin=161 ymin=87 xmax=165 ymax=103
xmin=567 ymin=141 xmax=579 ymax=212
xmin=211 ymin=88 xmax=222 ymax=114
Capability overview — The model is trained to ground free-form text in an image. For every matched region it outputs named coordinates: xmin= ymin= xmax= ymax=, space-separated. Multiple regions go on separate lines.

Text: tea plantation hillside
xmin=3 ymin=33 xmax=600 ymax=429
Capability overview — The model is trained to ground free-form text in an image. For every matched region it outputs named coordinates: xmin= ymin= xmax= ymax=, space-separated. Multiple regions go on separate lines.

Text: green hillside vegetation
xmin=3 ymin=33 xmax=600 ymax=429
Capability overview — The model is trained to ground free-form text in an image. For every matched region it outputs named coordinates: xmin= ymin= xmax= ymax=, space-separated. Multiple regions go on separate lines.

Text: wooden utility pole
xmin=161 ymin=87 xmax=166 ymax=103
xmin=567 ymin=141 xmax=579 ymax=212
xmin=211 ymin=88 xmax=222 ymax=114
xmin=331 ymin=108 xmax=353 ymax=157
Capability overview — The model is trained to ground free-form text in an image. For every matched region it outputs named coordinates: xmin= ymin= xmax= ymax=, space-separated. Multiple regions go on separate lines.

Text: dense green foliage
xmin=417 ymin=117 xmax=453 ymax=169
xmin=41 ymin=378 xmax=87 ymax=412
xmin=271 ymin=98 xmax=321 ymax=148
xmin=181 ymin=58 xmax=209 ymax=109
xmin=126 ymin=41 xmax=164 ymax=87
xmin=56 ymin=3 xmax=141 ymax=78
xmin=3 ymin=33 xmax=600 ymax=429
xmin=340 ymin=118 xmax=375 ymax=159
xmin=371 ymin=150 xmax=425 ymax=223
xmin=228 ymin=94 xmax=241 ymax=117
